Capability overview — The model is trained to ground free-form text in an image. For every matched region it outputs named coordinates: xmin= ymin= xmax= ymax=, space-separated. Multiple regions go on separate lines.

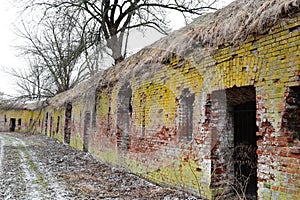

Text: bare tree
xmin=22 ymin=0 xmax=219 ymax=65
xmin=14 ymin=13 xmax=93 ymax=100
xmin=11 ymin=0 xmax=218 ymax=101
xmin=7 ymin=59 xmax=54 ymax=101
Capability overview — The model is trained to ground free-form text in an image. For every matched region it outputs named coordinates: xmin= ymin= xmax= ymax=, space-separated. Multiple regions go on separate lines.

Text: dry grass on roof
xmin=196 ymin=0 xmax=300 ymax=46
xmin=48 ymin=72 xmax=103 ymax=107
xmin=23 ymin=101 xmax=45 ymax=110
xmin=47 ymin=0 xmax=300 ymax=103
xmin=135 ymin=0 xmax=300 ymax=62
xmin=0 ymin=101 xmax=43 ymax=111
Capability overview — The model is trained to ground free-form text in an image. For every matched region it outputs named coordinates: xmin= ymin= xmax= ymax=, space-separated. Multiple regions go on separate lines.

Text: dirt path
xmin=0 ymin=132 xmax=198 ymax=200
xmin=0 ymin=133 xmax=71 ymax=199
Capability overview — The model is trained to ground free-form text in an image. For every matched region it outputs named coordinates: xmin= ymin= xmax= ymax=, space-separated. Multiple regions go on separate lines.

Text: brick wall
xmin=89 ymin=13 xmax=300 ymax=199
xmin=0 ymin=9 xmax=299 ymax=200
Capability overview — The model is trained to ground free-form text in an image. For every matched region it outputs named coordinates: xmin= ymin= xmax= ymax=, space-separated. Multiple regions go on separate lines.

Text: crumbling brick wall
xmin=89 ymin=14 xmax=300 ymax=199
xmin=0 ymin=6 xmax=300 ymax=200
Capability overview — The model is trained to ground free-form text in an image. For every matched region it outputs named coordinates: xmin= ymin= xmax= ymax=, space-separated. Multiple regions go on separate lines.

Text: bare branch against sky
xmin=0 ymin=0 xmax=234 ymax=97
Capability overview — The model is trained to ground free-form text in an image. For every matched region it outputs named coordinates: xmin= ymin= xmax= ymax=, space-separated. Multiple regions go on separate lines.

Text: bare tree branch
xmin=13 ymin=13 xmax=95 ymax=100
xmin=20 ymin=0 xmax=219 ymax=64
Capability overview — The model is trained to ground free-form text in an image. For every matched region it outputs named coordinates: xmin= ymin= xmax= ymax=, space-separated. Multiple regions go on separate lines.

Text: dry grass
xmin=46 ymin=0 xmax=300 ymax=107
xmin=48 ymin=71 xmax=103 ymax=108
xmin=145 ymin=0 xmax=300 ymax=60
xmin=196 ymin=0 xmax=300 ymax=46
xmin=108 ymin=0 xmax=300 ymax=76
xmin=0 ymin=101 xmax=44 ymax=111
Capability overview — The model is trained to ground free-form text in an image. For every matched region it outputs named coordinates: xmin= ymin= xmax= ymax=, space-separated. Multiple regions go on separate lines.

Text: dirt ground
xmin=0 ymin=132 xmax=198 ymax=200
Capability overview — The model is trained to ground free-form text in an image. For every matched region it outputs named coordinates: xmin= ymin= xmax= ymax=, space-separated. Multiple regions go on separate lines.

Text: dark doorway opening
xmin=45 ymin=112 xmax=49 ymax=135
xmin=284 ymin=86 xmax=300 ymax=143
xmin=210 ymin=86 xmax=257 ymax=199
xmin=56 ymin=116 xmax=60 ymax=134
xmin=83 ymin=111 xmax=91 ymax=152
xmin=64 ymin=102 xmax=72 ymax=144
xmin=9 ymin=118 xmax=16 ymax=131
xmin=234 ymin=101 xmax=258 ymax=199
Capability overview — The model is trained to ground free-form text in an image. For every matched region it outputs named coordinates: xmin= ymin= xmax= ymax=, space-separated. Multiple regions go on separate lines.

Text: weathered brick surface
xmin=1 ymin=5 xmax=300 ymax=200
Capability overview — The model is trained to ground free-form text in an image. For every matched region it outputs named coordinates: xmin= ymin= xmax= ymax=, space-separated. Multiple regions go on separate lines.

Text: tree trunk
xmin=107 ymin=34 xmax=124 ymax=65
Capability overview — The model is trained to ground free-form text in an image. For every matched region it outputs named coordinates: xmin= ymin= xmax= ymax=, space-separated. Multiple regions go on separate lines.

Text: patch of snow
xmin=15 ymin=137 xmax=71 ymax=199
xmin=0 ymin=136 xmax=4 ymax=175
xmin=18 ymin=149 xmax=43 ymax=200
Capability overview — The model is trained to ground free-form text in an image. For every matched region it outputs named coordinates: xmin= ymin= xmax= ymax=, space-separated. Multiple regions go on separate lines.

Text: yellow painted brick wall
xmin=92 ymin=15 xmax=300 ymax=199
xmin=0 ymin=12 xmax=299 ymax=200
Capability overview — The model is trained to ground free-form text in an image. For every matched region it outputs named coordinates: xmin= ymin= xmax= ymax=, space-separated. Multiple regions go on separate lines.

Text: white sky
xmin=0 ymin=0 xmax=234 ymax=97
xmin=0 ymin=0 xmax=21 ymax=96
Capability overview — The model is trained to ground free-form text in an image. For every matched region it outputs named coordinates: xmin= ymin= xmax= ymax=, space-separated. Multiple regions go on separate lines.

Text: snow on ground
xmin=0 ymin=132 xmax=199 ymax=199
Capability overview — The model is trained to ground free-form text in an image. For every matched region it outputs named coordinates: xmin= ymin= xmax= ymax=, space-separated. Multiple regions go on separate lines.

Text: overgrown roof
xmin=48 ymin=72 xmax=103 ymax=108
xmin=194 ymin=0 xmax=300 ymax=46
xmin=147 ymin=0 xmax=300 ymax=60
xmin=108 ymin=0 xmax=300 ymax=81
xmin=48 ymin=0 xmax=300 ymax=107
xmin=0 ymin=101 xmax=44 ymax=111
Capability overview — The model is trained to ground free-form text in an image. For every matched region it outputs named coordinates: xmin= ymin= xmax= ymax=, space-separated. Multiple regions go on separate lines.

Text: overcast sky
xmin=0 ymin=0 xmax=234 ymax=97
